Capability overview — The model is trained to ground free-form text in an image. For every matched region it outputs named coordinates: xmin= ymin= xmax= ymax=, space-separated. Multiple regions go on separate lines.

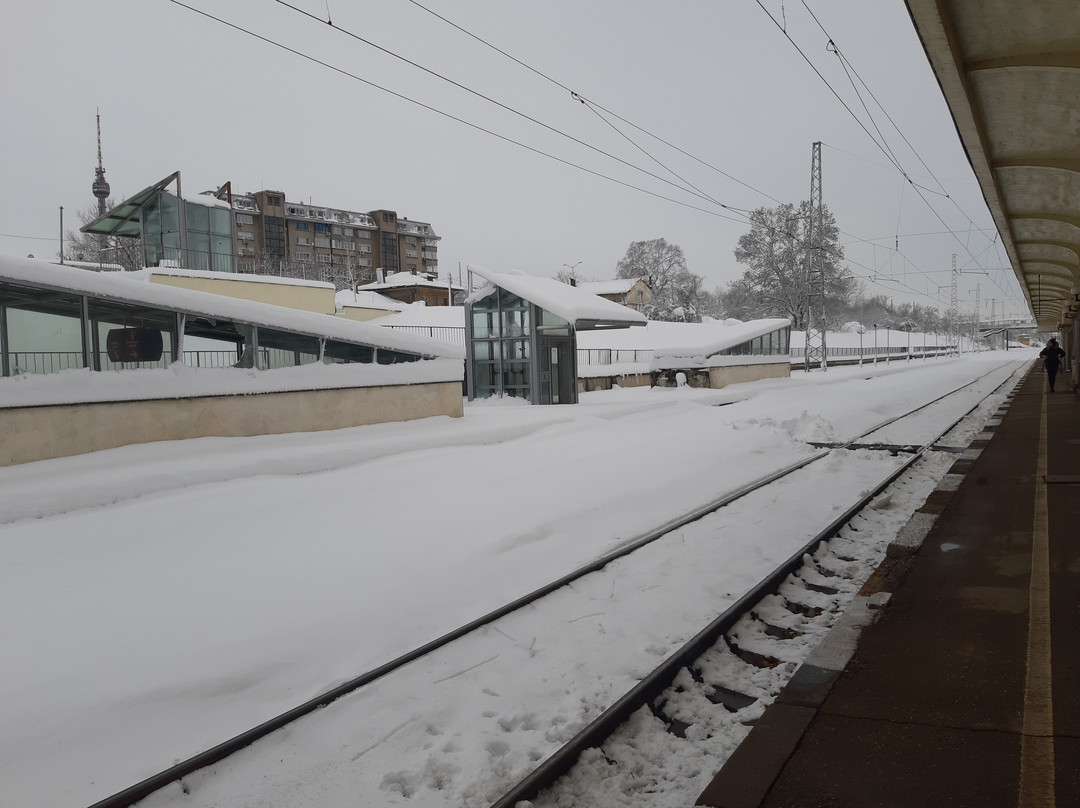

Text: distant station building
xmin=81 ymin=171 xmax=440 ymax=285
xmin=465 ymin=267 xmax=646 ymax=404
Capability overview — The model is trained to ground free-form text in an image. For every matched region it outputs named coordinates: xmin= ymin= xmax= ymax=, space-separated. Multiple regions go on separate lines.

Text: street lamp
xmin=562 ymin=262 xmax=581 ymax=285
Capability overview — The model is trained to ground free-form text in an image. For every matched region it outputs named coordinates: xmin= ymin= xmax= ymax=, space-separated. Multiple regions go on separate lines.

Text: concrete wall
xmin=339 ymin=306 xmax=396 ymax=323
xmin=708 ymin=362 xmax=790 ymax=388
xmin=650 ymin=362 xmax=790 ymax=389
xmin=578 ymin=373 xmax=652 ymax=392
xmin=149 ymin=274 xmax=337 ymax=315
xmin=1 ymin=381 xmax=463 ymax=467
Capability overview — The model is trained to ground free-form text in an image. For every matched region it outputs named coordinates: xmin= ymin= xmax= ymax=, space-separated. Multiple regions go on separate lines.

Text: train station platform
xmin=698 ymin=364 xmax=1078 ymax=808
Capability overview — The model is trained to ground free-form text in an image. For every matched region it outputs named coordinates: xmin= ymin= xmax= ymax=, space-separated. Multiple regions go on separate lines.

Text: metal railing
xmin=576 ymin=348 xmax=655 ymax=366
xmin=382 ymin=325 xmax=466 ymax=346
xmin=146 ymin=245 xmax=236 ymax=274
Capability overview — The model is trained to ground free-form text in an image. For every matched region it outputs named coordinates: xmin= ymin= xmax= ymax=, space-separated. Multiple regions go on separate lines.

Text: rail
xmin=83 ymin=361 xmax=1023 ymax=808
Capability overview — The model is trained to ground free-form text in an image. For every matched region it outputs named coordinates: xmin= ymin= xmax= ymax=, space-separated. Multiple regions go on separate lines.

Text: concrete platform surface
xmin=698 ymin=367 xmax=1079 ymax=808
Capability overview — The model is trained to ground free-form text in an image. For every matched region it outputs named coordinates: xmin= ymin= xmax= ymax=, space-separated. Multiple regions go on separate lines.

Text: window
xmin=357 ymin=230 xmax=371 ymax=239
xmin=407 ymin=263 xmax=418 ymax=271
xmin=266 ymin=195 xmax=281 ymax=206
xmin=236 ymin=213 xmax=253 ymax=225
xmin=331 ymin=226 xmax=343 ymax=235
xmin=314 ymin=222 xmax=330 ymax=233
xmin=359 ymin=244 xmax=372 ymax=253
xmin=315 ymin=237 xmax=330 ymax=248
xmin=294 ymin=221 xmax=310 ymax=231
xmin=295 ymin=251 xmax=311 ymax=261
xmin=296 ymin=237 xmax=311 ymax=246
xmin=405 ymin=249 xmax=418 ymax=258
xmin=256 ymin=328 xmax=319 ymax=370
xmin=316 ymin=254 xmax=332 ymax=263
xmin=405 ymin=236 xmax=417 ymax=245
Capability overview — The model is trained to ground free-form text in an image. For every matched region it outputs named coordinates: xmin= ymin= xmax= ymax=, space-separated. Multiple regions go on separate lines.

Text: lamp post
xmin=873 ymin=323 xmax=879 ymax=364
xmin=562 ymin=262 xmax=581 ymax=285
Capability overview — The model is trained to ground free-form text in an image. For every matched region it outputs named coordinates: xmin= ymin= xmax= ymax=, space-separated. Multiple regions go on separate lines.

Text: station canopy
xmin=469 ymin=267 xmax=646 ymax=331
xmin=905 ymin=0 xmax=1080 ymax=331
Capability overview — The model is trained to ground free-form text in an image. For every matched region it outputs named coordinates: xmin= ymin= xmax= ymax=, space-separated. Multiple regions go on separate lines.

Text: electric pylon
xmin=804 ymin=142 xmax=826 ymax=370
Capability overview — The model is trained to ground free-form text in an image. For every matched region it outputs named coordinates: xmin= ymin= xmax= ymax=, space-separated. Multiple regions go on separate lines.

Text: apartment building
xmin=82 ymin=173 xmax=440 ymax=286
xmin=232 ymin=190 xmax=439 ymax=283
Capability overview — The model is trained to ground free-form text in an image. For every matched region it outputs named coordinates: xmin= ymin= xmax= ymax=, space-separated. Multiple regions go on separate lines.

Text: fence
xmin=382 ymin=325 xmax=466 ymax=346
xmin=6 ymin=350 xmax=250 ymax=375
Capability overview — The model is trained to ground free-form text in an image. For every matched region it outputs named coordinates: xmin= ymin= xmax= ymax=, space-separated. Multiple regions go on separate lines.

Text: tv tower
xmin=92 ymin=109 xmax=111 ymax=216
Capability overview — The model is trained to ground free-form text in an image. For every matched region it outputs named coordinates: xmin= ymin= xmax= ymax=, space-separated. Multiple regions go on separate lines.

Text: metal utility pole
xmin=950 ymin=254 xmax=959 ymax=354
xmin=804 ymin=141 xmax=826 ymax=371
xmin=973 ymin=283 xmax=980 ymax=350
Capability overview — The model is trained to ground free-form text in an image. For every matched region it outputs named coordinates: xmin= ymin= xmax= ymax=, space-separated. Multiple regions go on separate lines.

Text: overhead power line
xmin=403 ymin=0 xmax=783 ymax=206
xmin=270 ymin=0 xmax=731 ymax=210
xmin=163 ymin=0 xmax=749 ymax=223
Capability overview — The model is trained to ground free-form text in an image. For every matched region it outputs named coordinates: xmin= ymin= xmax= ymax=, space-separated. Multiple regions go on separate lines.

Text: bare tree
xmin=61 ymin=202 xmax=143 ymax=271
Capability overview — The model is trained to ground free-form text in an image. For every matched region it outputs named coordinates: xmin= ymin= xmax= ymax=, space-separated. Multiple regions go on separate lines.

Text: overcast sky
xmin=0 ymin=0 xmax=1028 ymax=319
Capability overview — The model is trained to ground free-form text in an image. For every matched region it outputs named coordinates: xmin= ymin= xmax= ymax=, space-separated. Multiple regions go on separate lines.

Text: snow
xmin=0 ymin=359 xmax=464 ymax=409
xmin=468 ymin=266 xmax=647 ymax=328
xmin=575 ymin=278 xmax=642 ymax=296
xmin=361 ymin=272 xmax=464 ymax=291
xmin=376 ymin=304 xmax=467 ymax=328
xmin=147 ymin=267 xmax=336 ymax=290
xmin=0 ymin=350 xmax=1034 ymax=808
xmin=334 ymin=289 xmax=407 ymax=312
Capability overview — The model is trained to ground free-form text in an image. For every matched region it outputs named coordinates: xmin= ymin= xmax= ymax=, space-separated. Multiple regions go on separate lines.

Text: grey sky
xmin=0 ymin=0 xmax=1026 ymax=318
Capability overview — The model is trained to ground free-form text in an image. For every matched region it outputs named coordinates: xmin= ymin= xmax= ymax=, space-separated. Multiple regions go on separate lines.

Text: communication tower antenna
xmin=92 ymin=108 xmax=111 ymax=216
xmin=804 ymin=142 xmax=826 ymax=370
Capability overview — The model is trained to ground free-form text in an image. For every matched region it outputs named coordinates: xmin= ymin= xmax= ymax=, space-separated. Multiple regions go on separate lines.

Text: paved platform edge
xmin=695 ymin=385 xmax=1022 ymax=808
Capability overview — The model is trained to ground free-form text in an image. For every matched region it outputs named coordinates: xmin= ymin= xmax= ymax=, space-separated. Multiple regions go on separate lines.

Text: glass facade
xmin=716 ymin=326 xmax=791 ymax=357
xmin=468 ymin=287 xmax=534 ymax=400
xmin=142 ymin=191 xmax=234 ymax=272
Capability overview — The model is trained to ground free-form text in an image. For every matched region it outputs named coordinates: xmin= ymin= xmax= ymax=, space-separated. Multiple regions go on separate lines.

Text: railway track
xmin=88 ymin=360 xmax=1027 ymax=808
xmin=493 ymin=363 xmax=1028 ymax=807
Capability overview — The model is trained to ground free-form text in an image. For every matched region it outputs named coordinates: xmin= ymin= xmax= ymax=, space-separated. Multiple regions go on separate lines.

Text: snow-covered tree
xmin=731 ymin=202 xmax=853 ymax=329
xmin=614 ymin=238 xmax=712 ymax=321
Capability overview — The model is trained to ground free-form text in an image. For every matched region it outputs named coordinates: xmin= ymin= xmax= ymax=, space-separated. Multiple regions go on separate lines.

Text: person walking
xmin=1039 ymin=338 xmax=1066 ymax=392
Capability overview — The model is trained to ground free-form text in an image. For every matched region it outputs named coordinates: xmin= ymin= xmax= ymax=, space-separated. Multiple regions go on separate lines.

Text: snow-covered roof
xmin=188 ymin=192 xmax=233 ymax=209
xmin=788 ymin=329 xmax=947 ymax=348
xmin=576 ymin=278 xmax=644 ymax=296
xmin=468 ymin=267 xmax=646 ymax=330
xmin=335 ymin=289 xmax=408 ymax=311
xmin=376 ymin=304 xmax=466 ymax=328
xmin=148 ymin=267 xmax=335 ymax=290
xmin=2 ymin=258 xmax=463 ymax=360
xmin=360 ymin=272 xmax=463 ymax=291
xmin=577 ymin=318 xmax=788 ymax=355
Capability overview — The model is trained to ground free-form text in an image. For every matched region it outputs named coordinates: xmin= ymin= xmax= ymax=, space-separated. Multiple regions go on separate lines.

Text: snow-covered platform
xmin=699 ymin=366 xmax=1080 ymax=807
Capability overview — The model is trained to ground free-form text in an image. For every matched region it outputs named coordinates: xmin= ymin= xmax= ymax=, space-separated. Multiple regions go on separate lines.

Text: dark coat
xmin=1040 ymin=344 xmax=1065 ymax=369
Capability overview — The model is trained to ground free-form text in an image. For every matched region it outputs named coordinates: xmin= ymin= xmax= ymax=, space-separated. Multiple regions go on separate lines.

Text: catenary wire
xmin=270 ymin=0 xmax=728 ymax=209
xmin=403 ymin=0 xmax=785 ymax=205
xmin=163 ymin=0 xmax=750 ymax=223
